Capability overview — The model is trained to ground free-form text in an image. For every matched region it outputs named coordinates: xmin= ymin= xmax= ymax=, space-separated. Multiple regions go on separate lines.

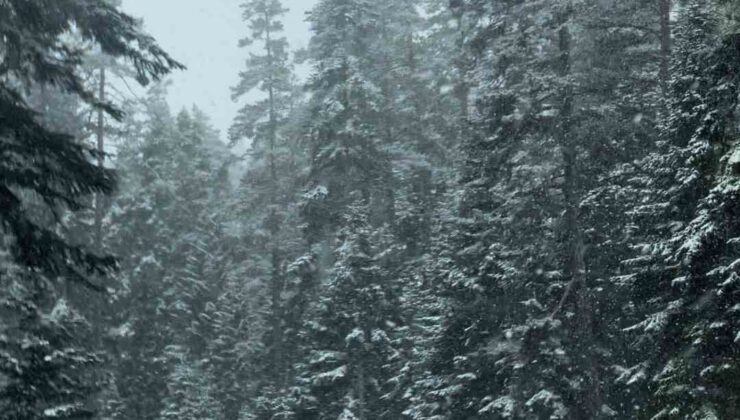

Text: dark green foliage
xmin=292 ymin=201 xmax=404 ymax=420
xmin=9 ymin=1 xmax=740 ymax=419
xmin=617 ymin=2 xmax=740 ymax=418
xmin=101 ymin=95 xmax=235 ymax=419
xmin=0 ymin=0 xmax=183 ymax=286
xmin=0 ymin=268 xmax=101 ymax=420
xmin=0 ymin=2 xmax=181 ymax=419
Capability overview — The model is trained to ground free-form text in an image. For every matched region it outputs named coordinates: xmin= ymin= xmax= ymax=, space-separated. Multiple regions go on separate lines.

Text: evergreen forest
xmin=3 ymin=0 xmax=740 ymax=419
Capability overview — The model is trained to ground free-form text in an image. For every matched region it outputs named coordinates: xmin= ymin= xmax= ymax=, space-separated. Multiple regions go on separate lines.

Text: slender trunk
xmin=552 ymin=10 xmax=601 ymax=418
xmin=659 ymin=0 xmax=672 ymax=95
xmin=405 ymin=34 xmax=434 ymax=253
xmin=264 ymin=15 xmax=286 ymax=385
xmin=378 ymin=19 xmax=397 ymax=227
xmin=453 ymin=9 xmax=469 ymax=121
xmin=92 ymin=67 xmax=107 ymax=415
xmin=552 ymin=12 xmax=579 ymax=318
xmin=355 ymin=362 xmax=367 ymax=420
xmin=95 ymin=68 xmax=105 ymax=249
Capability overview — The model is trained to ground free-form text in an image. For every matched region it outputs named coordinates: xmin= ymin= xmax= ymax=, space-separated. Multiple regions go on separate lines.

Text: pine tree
xmin=209 ymin=269 xmax=266 ymax=420
xmin=103 ymin=92 xmax=234 ymax=419
xmin=227 ymin=2 xmax=312 ymax=417
xmin=0 ymin=0 xmax=182 ymax=286
xmin=573 ymin=0 xmax=677 ymax=415
xmin=618 ymin=2 xmax=740 ymax=417
xmin=300 ymin=0 xmax=387 ymax=241
xmin=292 ymin=201 xmax=404 ymax=419
xmin=0 ymin=262 xmax=102 ymax=420
xmin=416 ymin=0 xmax=664 ymax=417
xmin=0 ymin=2 xmax=181 ymax=418
xmin=158 ymin=346 xmax=222 ymax=420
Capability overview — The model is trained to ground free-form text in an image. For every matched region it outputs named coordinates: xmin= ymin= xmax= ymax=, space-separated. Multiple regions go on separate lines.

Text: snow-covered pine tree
xmin=417 ymin=0 xmax=658 ymax=417
xmin=0 ymin=259 xmax=102 ymax=420
xmin=0 ymin=2 xmax=181 ymax=418
xmin=227 ymin=2 xmax=312 ymax=417
xmin=397 ymin=200 xmax=457 ymax=420
xmin=300 ymin=0 xmax=387 ymax=242
xmin=0 ymin=0 xmax=181 ymax=285
xmin=291 ymin=200 xmax=404 ymax=420
xmin=102 ymin=91 xmax=235 ymax=419
xmin=208 ymin=242 xmax=269 ymax=420
xmin=574 ymin=0 xmax=676 ymax=415
xmin=158 ymin=346 xmax=222 ymax=420
xmin=617 ymin=2 xmax=740 ymax=417
xmin=159 ymin=109 xmax=232 ymax=356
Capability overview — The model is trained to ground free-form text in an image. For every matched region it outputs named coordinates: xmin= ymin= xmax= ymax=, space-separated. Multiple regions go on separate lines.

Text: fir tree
xmin=0 ymin=263 xmax=101 ymax=420
xmin=301 ymin=0 xmax=387 ymax=241
xmin=228 ymin=1 xmax=310 ymax=417
xmin=292 ymin=201 xmax=404 ymax=420
xmin=619 ymin=2 xmax=740 ymax=417
xmin=103 ymin=92 xmax=234 ymax=419
xmin=158 ymin=346 xmax=222 ymax=420
xmin=0 ymin=2 xmax=181 ymax=418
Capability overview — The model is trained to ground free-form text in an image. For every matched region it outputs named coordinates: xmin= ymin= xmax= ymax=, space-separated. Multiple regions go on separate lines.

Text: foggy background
xmin=122 ymin=0 xmax=316 ymax=140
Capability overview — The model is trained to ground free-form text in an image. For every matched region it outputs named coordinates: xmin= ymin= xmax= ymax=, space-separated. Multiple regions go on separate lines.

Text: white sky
xmin=121 ymin=0 xmax=316 ymax=140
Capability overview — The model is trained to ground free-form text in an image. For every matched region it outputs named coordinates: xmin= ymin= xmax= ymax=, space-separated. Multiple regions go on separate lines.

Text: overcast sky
xmin=121 ymin=0 xmax=316 ymax=140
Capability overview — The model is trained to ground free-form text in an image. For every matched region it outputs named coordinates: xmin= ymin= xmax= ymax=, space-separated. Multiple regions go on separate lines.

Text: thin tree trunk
xmin=355 ymin=362 xmax=367 ymax=420
xmin=659 ymin=0 xmax=672 ymax=95
xmin=95 ymin=67 xmax=106 ymax=249
xmin=552 ymin=9 xmax=602 ymax=418
xmin=92 ymin=67 xmax=107 ymax=416
xmin=552 ymin=11 xmax=580 ymax=320
xmin=264 ymin=14 xmax=287 ymax=386
xmin=453 ymin=9 xmax=469 ymax=122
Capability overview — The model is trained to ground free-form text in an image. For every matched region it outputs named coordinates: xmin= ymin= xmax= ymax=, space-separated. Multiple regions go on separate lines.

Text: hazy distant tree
xmin=158 ymin=346 xmax=222 ymax=420
xmin=228 ymin=1 xmax=311 ymax=418
xmin=104 ymin=94 xmax=233 ymax=419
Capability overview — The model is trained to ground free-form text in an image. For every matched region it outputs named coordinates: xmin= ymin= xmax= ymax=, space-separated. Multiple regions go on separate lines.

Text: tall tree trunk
xmin=92 ymin=66 xmax=107 ymax=416
xmin=552 ymin=11 xmax=580 ymax=320
xmin=264 ymin=15 xmax=287 ymax=386
xmin=95 ymin=67 xmax=106 ymax=249
xmin=355 ymin=361 xmax=367 ymax=420
xmin=659 ymin=0 xmax=672 ymax=95
xmin=453 ymin=7 xmax=469 ymax=122
xmin=552 ymin=8 xmax=602 ymax=418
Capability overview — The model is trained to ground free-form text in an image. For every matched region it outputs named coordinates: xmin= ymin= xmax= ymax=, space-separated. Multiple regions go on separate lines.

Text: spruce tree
xmin=158 ymin=346 xmax=222 ymax=420
xmin=103 ymin=92 xmax=234 ymax=419
xmin=228 ymin=1 xmax=311 ymax=417
xmin=0 ymin=263 xmax=101 ymax=420
xmin=292 ymin=200 xmax=404 ymax=420
xmin=619 ymin=2 xmax=740 ymax=417
xmin=300 ymin=0 xmax=387 ymax=241
xmin=416 ymin=0 xmax=663 ymax=417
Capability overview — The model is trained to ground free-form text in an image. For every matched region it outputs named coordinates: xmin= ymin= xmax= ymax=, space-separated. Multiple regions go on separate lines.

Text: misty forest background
xmin=3 ymin=0 xmax=740 ymax=419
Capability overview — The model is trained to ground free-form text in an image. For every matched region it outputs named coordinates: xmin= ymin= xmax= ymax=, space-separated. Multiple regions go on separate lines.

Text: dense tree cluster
xmin=4 ymin=0 xmax=740 ymax=419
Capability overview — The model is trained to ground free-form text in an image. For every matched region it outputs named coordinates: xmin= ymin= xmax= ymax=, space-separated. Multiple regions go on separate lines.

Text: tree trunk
xmin=453 ymin=8 xmax=469 ymax=122
xmin=553 ymin=10 xmax=602 ymax=418
xmin=264 ymin=14 xmax=288 ymax=387
xmin=659 ymin=0 xmax=672 ymax=95
xmin=95 ymin=67 xmax=106 ymax=249
xmin=355 ymin=362 xmax=367 ymax=420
